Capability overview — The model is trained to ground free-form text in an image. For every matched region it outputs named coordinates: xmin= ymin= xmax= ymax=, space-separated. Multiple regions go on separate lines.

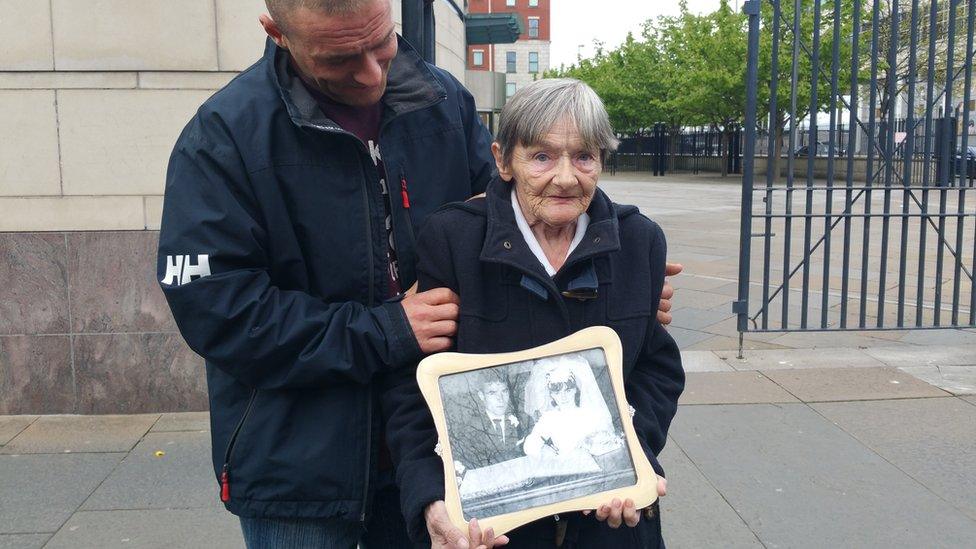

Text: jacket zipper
xmin=398 ymin=170 xmax=418 ymax=252
xmin=361 ymin=388 xmax=373 ymax=525
xmin=358 ymin=152 xmax=376 ymax=524
xmin=220 ymin=389 xmax=258 ymax=503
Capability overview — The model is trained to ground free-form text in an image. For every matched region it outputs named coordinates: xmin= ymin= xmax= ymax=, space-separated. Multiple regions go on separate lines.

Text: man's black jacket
xmin=157 ymin=37 xmax=494 ymax=521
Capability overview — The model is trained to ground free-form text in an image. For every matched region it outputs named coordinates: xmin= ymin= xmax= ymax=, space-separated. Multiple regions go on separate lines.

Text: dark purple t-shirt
xmin=306 ymin=83 xmax=403 ymax=298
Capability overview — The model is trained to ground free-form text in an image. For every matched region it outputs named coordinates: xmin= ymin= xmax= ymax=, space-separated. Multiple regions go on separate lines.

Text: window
xmin=506 ymin=83 xmax=516 ymax=98
xmin=507 ymin=0 xmax=516 ymax=6
xmin=473 ymin=50 xmax=484 ymax=67
xmin=506 ymin=51 xmax=516 ymax=73
xmin=528 ymin=17 xmax=539 ymax=39
xmin=529 ymin=52 xmax=539 ymax=73
xmin=529 ymin=0 xmax=538 ymax=6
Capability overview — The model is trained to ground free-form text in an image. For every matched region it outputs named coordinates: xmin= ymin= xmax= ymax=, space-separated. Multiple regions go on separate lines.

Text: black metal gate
xmin=737 ymin=0 xmax=976 ymax=355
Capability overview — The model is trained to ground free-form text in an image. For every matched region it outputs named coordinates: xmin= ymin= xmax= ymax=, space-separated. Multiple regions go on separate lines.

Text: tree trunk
xmin=771 ymin=121 xmax=784 ymax=183
xmin=720 ymin=130 xmax=729 ymax=177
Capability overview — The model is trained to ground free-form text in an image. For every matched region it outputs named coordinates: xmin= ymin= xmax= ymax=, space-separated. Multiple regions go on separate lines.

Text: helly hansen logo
xmin=160 ymin=254 xmax=211 ymax=286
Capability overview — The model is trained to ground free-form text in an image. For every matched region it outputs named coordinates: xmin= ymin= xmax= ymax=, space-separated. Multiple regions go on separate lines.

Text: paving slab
xmin=150 ymin=412 xmax=210 ymax=432
xmin=671 ymin=289 xmax=731 ymax=310
xmin=812 ymin=398 xmax=976 ymax=520
xmin=897 ymin=328 xmax=976 ymax=346
xmin=658 ymin=441 xmax=762 ymax=548
xmin=679 ymin=372 xmax=799 ymax=405
xmin=670 ymin=307 xmax=733 ymax=331
xmin=82 ymin=431 xmax=219 ymax=511
xmin=680 ymin=351 xmax=733 ymax=372
xmin=762 ymin=366 xmax=951 ymax=402
xmin=727 ymin=347 xmax=885 ymax=371
xmin=0 ymin=415 xmax=36 ymax=446
xmin=898 ymin=365 xmax=976 ymax=395
xmin=864 ymin=345 xmax=976 ymax=368
xmin=669 ymin=404 xmax=976 ymax=548
xmin=686 ymin=335 xmax=791 ymax=352
xmin=0 ymin=453 xmax=123 ymax=533
xmin=668 ymin=274 xmax=735 ymax=292
xmin=667 ymin=326 xmax=718 ymax=349
xmin=0 ymin=534 xmax=49 ymax=549
xmin=45 ymin=509 xmax=243 ymax=549
xmin=764 ymin=330 xmax=910 ymax=349
xmin=1 ymin=414 xmax=158 ymax=454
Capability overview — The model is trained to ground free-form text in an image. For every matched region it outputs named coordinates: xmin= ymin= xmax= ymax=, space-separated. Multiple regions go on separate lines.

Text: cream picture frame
xmin=415 ymin=326 xmax=658 ymax=537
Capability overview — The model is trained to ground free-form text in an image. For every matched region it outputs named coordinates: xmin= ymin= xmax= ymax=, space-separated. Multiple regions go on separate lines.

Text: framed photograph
xmin=416 ymin=326 xmax=658 ymax=536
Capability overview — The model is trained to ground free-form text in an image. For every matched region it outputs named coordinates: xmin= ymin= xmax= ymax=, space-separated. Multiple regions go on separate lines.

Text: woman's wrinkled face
xmin=493 ymin=118 xmax=601 ymax=228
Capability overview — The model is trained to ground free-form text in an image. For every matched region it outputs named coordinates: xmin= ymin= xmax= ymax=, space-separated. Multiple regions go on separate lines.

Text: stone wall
xmin=0 ymin=0 xmax=467 ymax=414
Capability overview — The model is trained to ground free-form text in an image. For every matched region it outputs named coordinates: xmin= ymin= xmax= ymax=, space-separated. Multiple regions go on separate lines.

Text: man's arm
xmin=628 ymin=228 xmax=685 ymax=476
xmin=158 ymin=114 xmax=453 ymax=390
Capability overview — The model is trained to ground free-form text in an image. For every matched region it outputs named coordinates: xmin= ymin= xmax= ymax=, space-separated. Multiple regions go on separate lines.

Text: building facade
xmin=466 ymin=0 xmax=551 ymax=99
xmin=0 ymin=0 xmax=467 ymax=415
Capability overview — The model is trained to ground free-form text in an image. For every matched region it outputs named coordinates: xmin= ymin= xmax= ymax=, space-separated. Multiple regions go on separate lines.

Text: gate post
xmin=735 ymin=0 xmax=762 ymax=358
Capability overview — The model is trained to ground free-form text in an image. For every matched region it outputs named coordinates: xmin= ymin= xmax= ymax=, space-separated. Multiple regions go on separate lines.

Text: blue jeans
xmin=239 ymin=516 xmax=360 ymax=549
xmin=239 ymin=474 xmax=415 ymax=549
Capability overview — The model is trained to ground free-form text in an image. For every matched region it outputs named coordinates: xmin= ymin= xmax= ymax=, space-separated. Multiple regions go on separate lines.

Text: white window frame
xmin=528 ymin=17 xmax=540 ymax=39
xmin=528 ymin=52 xmax=539 ymax=73
xmin=472 ymin=49 xmax=485 ymax=67
xmin=506 ymin=82 xmax=517 ymax=97
xmin=506 ymin=51 xmax=517 ymax=73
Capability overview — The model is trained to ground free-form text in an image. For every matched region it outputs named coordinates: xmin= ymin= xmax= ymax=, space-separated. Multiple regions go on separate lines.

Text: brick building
xmin=466 ymin=0 xmax=551 ymax=99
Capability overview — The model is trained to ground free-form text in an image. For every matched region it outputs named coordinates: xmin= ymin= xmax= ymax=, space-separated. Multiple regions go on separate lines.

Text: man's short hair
xmin=265 ymin=0 xmax=380 ymax=31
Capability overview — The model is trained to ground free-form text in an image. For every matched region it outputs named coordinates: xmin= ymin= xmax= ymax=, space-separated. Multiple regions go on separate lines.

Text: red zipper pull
xmin=220 ymin=466 xmax=231 ymax=502
xmin=400 ymin=175 xmax=411 ymax=209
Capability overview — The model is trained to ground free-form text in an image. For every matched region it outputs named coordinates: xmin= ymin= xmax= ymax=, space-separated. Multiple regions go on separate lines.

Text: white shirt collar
xmin=511 ymin=188 xmax=589 ymax=277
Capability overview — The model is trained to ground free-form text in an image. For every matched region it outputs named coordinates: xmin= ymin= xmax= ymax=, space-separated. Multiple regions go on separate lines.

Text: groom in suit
xmin=452 ymin=377 xmax=525 ymax=470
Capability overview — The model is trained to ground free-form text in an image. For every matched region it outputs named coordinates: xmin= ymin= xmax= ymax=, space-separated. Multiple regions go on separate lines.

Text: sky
xmin=549 ymin=0 xmax=728 ymax=69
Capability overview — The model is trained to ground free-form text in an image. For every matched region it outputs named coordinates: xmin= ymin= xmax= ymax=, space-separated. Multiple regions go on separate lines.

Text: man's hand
xmin=425 ymin=501 xmax=508 ymax=549
xmin=402 ymin=288 xmax=460 ymax=354
xmin=658 ymin=262 xmax=683 ymax=326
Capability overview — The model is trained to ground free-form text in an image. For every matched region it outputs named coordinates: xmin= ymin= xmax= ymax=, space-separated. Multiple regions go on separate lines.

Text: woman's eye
xmin=533 ymin=153 xmax=551 ymax=162
xmin=577 ymin=153 xmax=595 ymax=163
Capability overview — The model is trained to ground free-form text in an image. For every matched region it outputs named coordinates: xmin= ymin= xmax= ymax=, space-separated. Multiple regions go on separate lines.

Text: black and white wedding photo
xmin=438 ymin=349 xmax=637 ymax=519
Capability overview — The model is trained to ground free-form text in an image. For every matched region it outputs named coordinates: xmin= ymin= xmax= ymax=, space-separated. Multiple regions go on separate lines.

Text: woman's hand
xmin=425 ymin=501 xmax=509 ymax=549
xmin=582 ymin=497 xmax=641 ymax=528
xmin=580 ymin=475 xmax=667 ymax=527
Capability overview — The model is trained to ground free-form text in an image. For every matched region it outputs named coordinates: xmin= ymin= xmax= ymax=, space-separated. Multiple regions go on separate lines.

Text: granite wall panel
xmin=67 ymin=232 xmax=175 ymax=333
xmin=73 ymin=333 xmax=206 ymax=415
xmin=0 ymin=335 xmax=74 ymax=414
xmin=0 ymin=233 xmax=69 ymax=335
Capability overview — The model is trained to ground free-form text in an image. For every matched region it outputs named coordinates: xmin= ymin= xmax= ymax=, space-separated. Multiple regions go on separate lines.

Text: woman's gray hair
xmin=495 ymin=78 xmax=619 ymax=166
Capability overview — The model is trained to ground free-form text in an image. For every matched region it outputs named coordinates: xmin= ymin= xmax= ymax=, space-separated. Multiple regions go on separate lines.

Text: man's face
xmin=478 ymin=381 xmax=510 ymax=417
xmin=271 ymin=1 xmax=397 ymax=106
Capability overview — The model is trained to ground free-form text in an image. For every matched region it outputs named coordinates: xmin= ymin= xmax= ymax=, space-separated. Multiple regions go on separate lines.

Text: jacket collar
xmin=480 ymin=176 xmax=622 ymax=286
xmin=265 ymin=35 xmax=446 ymax=132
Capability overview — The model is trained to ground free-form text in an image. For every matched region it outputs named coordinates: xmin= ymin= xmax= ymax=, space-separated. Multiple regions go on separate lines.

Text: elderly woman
xmin=385 ymin=78 xmax=684 ymax=549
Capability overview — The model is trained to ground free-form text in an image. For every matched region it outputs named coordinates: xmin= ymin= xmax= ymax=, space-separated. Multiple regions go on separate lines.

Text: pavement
xmin=3 ymin=173 xmax=976 ymax=548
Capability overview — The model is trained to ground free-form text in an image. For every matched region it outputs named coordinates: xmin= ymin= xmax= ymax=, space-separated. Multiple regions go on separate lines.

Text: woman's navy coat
xmin=384 ymin=177 xmax=685 ymax=543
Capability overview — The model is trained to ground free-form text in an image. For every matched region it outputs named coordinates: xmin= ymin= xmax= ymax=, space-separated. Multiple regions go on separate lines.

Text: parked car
xmin=955 ymin=146 xmax=976 ymax=178
xmin=793 ymin=141 xmax=847 ymax=158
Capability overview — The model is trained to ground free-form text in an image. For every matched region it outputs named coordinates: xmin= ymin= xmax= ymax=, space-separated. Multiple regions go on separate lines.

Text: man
xmin=451 ymin=377 xmax=525 ymax=471
xmin=157 ymin=0 xmax=679 ymax=547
